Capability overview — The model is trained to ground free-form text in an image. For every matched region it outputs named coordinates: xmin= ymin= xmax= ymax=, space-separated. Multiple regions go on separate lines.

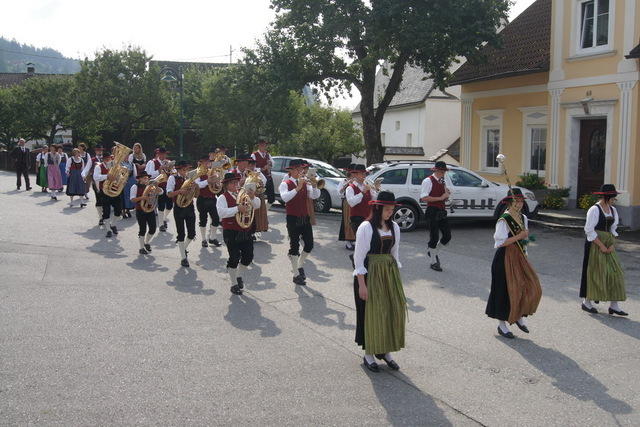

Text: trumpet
xmin=303 ymin=167 xmax=325 ymax=189
xmin=364 ymin=177 xmax=383 ymax=192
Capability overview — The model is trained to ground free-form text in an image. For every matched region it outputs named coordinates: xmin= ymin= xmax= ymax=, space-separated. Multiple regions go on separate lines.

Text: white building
xmin=352 ymin=64 xmax=462 ymax=163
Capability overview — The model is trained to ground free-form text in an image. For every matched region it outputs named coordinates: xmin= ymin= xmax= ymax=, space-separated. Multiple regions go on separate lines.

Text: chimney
xmin=26 ymin=63 xmax=35 ymax=75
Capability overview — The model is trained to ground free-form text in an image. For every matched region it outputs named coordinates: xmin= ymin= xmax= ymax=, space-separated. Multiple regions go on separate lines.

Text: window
xmin=448 ymin=169 xmax=484 ymax=187
xmin=411 ymin=168 xmax=433 ymax=185
xmin=309 ymin=162 xmax=345 ymax=178
xmin=579 ymin=0 xmax=610 ymax=50
xmin=379 ymin=168 xmax=408 ymax=185
xmin=272 ymin=157 xmax=285 ymax=172
xmin=529 ymin=127 xmax=547 ymax=172
xmin=484 ymin=128 xmax=501 ymax=169
xmin=406 ymin=133 xmax=412 ymax=147
xmin=395 ymin=121 xmax=400 ymax=130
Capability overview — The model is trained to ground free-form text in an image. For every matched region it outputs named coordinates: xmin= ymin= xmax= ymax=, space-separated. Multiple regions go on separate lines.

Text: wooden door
xmin=578 ymin=119 xmax=606 ymax=197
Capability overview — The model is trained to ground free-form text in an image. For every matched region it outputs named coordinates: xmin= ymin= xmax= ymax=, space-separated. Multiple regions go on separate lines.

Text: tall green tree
xmin=279 ymin=104 xmax=363 ymax=164
xmin=248 ymin=0 xmax=509 ymax=164
xmin=72 ymin=47 xmax=175 ymax=145
xmin=0 ymin=88 xmax=20 ymax=148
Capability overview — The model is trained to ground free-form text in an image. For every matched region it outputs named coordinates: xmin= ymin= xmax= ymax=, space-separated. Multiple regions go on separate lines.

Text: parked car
xmin=367 ymin=161 xmax=539 ymax=231
xmin=272 ymin=156 xmax=346 ymax=212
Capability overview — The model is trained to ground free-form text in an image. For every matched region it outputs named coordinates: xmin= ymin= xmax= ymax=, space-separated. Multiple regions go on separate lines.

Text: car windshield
xmin=309 ymin=162 xmax=345 ymax=178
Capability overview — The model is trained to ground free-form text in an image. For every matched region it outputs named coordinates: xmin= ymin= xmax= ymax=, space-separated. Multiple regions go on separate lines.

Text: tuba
xmin=234 ymin=172 xmax=260 ymax=229
xmin=303 ymin=167 xmax=325 ymax=190
xmin=103 ymin=142 xmax=133 ymax=197
xmin=207 ymin=166 xmax=225 ymax=194
xmin=212 ymin=150 xmax=231 ymax=170
xmin=364 ymin=177 xmax=384 ymax=192
xmin=175 ymin=163 xmax=207 ymax=208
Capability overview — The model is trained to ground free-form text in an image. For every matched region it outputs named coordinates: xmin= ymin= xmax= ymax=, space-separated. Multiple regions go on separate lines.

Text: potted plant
xmin=516 ymin=173 xmax=547 ymax=201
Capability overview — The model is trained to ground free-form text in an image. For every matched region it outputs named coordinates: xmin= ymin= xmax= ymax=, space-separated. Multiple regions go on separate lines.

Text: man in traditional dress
xmin=195 ymin=155 xmax=222 ymax=248
xmin=11 ymin=138 xmax=31 ymax=191
xmin=420 ymin=161 xmax=451 ymax=272
xmin=166 ymin=160 xmax=197 ymax=267
xmin=251 ymin=139 xmax=275 ymax=208
xmin=130 ymin=171 xmax=163 ymax=255
xmin=93 ymin=151 xmax=123 ymax=238
xmin=145 ymin=147 xmax=173 ymax=232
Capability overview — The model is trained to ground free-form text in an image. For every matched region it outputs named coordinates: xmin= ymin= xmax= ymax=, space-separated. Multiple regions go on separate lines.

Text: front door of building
xmin=578 ymin=119 xmax=606 ymax=197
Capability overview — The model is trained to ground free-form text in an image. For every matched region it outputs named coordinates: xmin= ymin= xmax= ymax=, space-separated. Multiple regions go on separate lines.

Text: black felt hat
xmin=95 ymin=144 xmax=104 ymax=150
xmin=432 ymin=161 xmax=449 ymax=171
xmin=503 ymin=187 xmax=526 ymax=201
xmin=136 ymin=171 xmax=151 ymax=179
xmin=349 ymin=164 xmax=367 ymax=174
xmin=593 ymin=184 xmax=620 ymax=196
xmin=286 ymin=158 xmax=310 ymax=170
xmin=102 ymin=151 xmax=113 ymax=158
xmin=369 ymin=191 xmax=399 ymax=206
xmin=175 ymin=160 xmax=191 ymax=169
xmin=235 ymin=153 xmax=252 ymax=162
xmin=156 ymin=147 xmax=168 ymax=154
xmin=222 ymin=172 xmax=241 ymax=183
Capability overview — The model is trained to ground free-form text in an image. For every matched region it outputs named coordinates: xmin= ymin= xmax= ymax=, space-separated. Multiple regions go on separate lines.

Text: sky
xmin=2 ymin=0 xmax=537 ymax=108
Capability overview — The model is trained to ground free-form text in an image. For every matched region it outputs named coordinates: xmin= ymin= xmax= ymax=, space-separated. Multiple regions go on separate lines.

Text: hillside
xmin=0 ymin=37 xmax=80 ymax=74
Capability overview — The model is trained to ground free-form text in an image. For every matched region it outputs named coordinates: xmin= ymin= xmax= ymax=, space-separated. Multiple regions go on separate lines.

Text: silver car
xmin=271 ymin=156 xmax=346 ymax=212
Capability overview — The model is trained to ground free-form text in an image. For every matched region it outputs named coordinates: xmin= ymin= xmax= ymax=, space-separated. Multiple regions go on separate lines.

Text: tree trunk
xmin=359 ymin=66 xmax=384 ymax=165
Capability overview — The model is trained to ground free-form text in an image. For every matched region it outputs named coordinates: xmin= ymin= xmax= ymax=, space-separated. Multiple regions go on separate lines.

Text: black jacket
xmin=11 ymin=146 xmax=31 ymax=168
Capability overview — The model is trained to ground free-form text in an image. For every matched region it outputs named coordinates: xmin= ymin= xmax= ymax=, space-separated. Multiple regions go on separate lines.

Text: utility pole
xmin=229 ymin=45 xmax=233 ymax=64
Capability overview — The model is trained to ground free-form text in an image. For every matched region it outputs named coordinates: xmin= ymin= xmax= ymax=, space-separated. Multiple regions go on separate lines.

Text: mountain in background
xmin=0 ymin=37 xmax=80 ymax=74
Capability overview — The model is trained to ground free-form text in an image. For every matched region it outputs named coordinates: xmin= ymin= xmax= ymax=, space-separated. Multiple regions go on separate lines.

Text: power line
xmin=0 ymin=48 xmax=78 ymax=61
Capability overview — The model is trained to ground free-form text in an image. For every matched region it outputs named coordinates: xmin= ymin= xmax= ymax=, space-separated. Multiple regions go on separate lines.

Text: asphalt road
xmin=1 ymin=171 xmax=639 ymax=426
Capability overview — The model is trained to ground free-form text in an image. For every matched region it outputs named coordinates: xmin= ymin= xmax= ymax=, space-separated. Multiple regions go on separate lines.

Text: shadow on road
xmin=249 ymin=263 xmax=278 ymax=291
xmin=76 ymin=228 xmax=128 ymax=259
xmin=126 ymin=254 xmax=169 ymax=272
xmin=500 ymin=338 xmax=632 ymax=415
xmin=295 ymin=286 xmax=354 ymax=331
xmin=365 ymin=367 xmax=456 ymax=426
xmin=165 ymin=267 xmax=215 ymax=296
xmin=224 ymin=294 xmax=281 ymax=337
xmin=594 ymin=315 xmax=640 ymax=341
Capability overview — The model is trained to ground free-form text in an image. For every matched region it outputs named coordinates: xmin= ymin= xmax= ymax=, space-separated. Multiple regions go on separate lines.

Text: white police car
xmin=367 ymin=161 xmax=539 ymax=231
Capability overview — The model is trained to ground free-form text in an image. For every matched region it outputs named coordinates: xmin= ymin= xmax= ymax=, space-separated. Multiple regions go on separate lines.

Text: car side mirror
xmin=481 ymin=181 xmax=490 ymax=188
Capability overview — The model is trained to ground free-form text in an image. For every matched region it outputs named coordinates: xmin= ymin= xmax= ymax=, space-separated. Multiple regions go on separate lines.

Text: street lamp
xmin=160 ymin=66 xmax=184 ymax=160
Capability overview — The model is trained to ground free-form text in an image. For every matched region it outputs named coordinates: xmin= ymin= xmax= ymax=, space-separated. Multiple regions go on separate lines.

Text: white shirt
xmin=216 ymin=192 xmax=261 ymax=218
xmin=353 ymin=221 xmax=401 ymax=276
xmin=80 ymin=153 xmax=92 ymax=178
xmin=65 ymin=156 xmax=84 ymax=174
xmin=130 ymin=183 xmax=163 ymax=202
xmin=93 ymin=162 xmax=110 ymax=183
xmin=420 ymin=175 xmax=446 ymax=199
xmin=584 ymin=204 xmax=619 ymax=242
xmin=166 ymin=174 xmax=187 ymax=194
xmin=145 ymin=159 xmax=162 ymax=178
xmin=494 ymin=215 xmax=529 ymax=248
xmin=345 ymin=181 xmax=378 ymax=208
xmin=278 ymin=177 xmax=321 ymax=203
xmin=128 ymin=153 xmax=147 ymax=164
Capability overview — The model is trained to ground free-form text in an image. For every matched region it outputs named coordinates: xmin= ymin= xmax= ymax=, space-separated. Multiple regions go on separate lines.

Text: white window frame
xmin=519 ymin=107 xmax=548 ymax=177
xmin=476 ymin=109 xmax=504 ymax=173
xmin=571 ymin=0 xmax=615 ymax=58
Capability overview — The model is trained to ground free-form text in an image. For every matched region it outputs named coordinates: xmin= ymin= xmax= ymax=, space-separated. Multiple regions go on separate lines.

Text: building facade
xmin=451 ymin=0 xmax=640 ymax=229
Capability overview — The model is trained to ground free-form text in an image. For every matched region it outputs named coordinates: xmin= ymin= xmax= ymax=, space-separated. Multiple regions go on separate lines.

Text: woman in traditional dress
xmin=65 ymin=148 xmax=87 ymax=207
xmin=45 ymin=145 xmax=63 ymax=200
xmin=353 ymin=191 xmax=406 ymax=372
xmin=339 ymin=164 xmax=356 ymax=250
xmin=580 ymin=184 xmax=627 ymax=316
xmin=123 ymin=143 xmax=147 ymax=219
xmin=35 ymin=147 xmax=49 ymax=192
xmin=486 ymin=188 xmax=542 ymax=338
xmin=58 ymin=145 xmax=68 ymax=188
xmin=78 ymin=143 xmax=92 ymax=199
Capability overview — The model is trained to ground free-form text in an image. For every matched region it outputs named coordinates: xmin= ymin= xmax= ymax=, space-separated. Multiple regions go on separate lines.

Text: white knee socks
xmin=161 ymin=210 xmax=169 ymax=224
xmin=144 ymin=233 xmax=153 ymax=244
xmin=583 ymin=298 xmax=594 ymax=309
xmin=200 ymin=227 xmax=207 ymax=242
xmin=610 ymin=301 xmax=622 ymax=311
xmin=298 ymin=251 xmax=310 ymax=269
xmin=96 ymin=206 xmax=103 ymax=221
xmin=238 ymin=264 xmax=248 ymax=279
xmin=138 ymin=236 xmax=145 ymax=250
xmin=517 ymin=316 xmax=527 ymax=326
xmin=228 ymin=267 xmax=238 ymax=284
xmin=178 ymin=241 xmax=186 ymax=259
xmin=288 ymin=255 xmax=298 ymax=274
xmin=208 ymin=225 xmax=217 ymax=241
xmin=185 ymin=237 xmax=193 ymax=250
xmin=499 ymin=321 xmax=510 ymax=333
xmin=364 ymin=354 xmax=375 ymax=364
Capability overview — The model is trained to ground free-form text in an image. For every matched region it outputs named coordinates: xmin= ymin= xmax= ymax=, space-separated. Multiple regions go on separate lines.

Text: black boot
xmin=237 ymin=277 xmax=244 ymax=290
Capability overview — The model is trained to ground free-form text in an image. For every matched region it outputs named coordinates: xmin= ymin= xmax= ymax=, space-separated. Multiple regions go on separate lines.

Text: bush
xmin=548 ymin=187 xmax=570 ymax=198
xmin=515 ymin=173 xmax=547 ymax=190
xmin=542 ymin=194 xmax=565 ymax=210
xmin=578 ymin=194 xmax=598 ymax=210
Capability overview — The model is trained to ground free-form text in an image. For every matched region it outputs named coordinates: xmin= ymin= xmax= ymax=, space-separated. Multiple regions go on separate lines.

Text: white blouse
xmin=494 ymin=215 xmax=529 ymax=248
xmin=65 ymin=156 xmax=84 ymax=174
xmin=584 ymin=204 xmax=618 ymax=242
xmin=353 ymin=221 xmax=401 ymax=276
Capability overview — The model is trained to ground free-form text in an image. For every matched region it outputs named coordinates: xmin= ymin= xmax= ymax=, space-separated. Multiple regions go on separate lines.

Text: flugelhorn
xmin=234 ymin=172 xmax=260 ymax=229
xmin=103 ymin=141 xmax=133 ymax=197
xmin=175 ymin=164 xmax=206 ymax=208
xmin=364 ymin=177 xmax=383 ymax=192
xmin=304 ymin=167 xmax=325 ymax=189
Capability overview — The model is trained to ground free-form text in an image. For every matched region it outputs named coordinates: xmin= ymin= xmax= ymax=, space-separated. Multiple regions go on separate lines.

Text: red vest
xmin=252 ymin=151 xmax=271 ymax=176
xmin=221 ymin=192 xmax=244 ymax=231
xmin=198 ymin=175 xmax=216 ymax=198
xmin=427 ymin=175 xmax=446 ymax=209
xmin=135 ymin=184 xmax=146 ymax=211
xmin=69 ymin=159 xmax=84 ymax=171
xmin=349 ymin=183 xmax=372 ymax=218
xmin=171 ymin=176 xmax=185 ymax=201
xmin=153 ymin=159 xmax=168 ymax=189
xmin=285 ymin=179 xmax=309 ymax=217
xmin=98 ymin=164 xmax=109 ymax=192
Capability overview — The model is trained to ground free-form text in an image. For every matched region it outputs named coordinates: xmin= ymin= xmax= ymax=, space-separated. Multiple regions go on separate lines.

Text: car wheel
xmin=314 ymin=189 xmax=331 ymax=213
xmin=394 ymin=204 xmax=418 ymax=232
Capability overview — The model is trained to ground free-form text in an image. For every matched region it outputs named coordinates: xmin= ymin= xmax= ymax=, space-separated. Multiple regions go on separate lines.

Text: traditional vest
xmin=221 ymin=191 xmax=244 ymax=231
xmin=198 ymin=175 xmax=216 ymax=198
xmin=135 ymin=184 xmax=146 ymax=211
xmin=90 ymin=156 xmax=102 ymax=174
xmin=69 ymin=159 xmax=84 ymax=171
xmin=349 ymin=183 xmax=372 ymax=218
xmin=252 ymin=151 xmax=271 ymax=176
xmin=285 ymin=179 xmax=309 ymax=217
xmin=98 ymin=163 xmax=109 ymax=192
xmin=153 ymin=159 xmax=168 ymax=189
xmin=171 ymin=176 xmax=185 ymax=201
xmin=427 ymin=175 xmax=446 ymax=209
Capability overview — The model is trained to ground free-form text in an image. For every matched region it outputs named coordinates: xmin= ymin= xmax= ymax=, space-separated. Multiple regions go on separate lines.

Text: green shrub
xmin=515 ymin=173 xmax=547 ymax=190
xmin=548 ymin=187 xmax=570 ymax=198
xmin=578 ymin=194 xmax=597 ymax=210
xmin=542 ymin=194 xmax=565 ymax=210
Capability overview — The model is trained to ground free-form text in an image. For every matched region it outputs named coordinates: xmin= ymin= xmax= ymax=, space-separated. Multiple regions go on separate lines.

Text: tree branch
xmin=374 ymin=54 xmax=408 ymax=124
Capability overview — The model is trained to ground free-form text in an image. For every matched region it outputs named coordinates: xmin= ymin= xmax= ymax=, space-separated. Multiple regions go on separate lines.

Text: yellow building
xmin=450 ymin=0 xmax=640 ymax=229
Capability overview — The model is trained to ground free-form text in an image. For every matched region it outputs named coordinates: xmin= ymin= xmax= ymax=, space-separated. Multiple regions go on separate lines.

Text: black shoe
xmin=252 ymin=235 xmax=257 ymax=241
xmin=26 ymin=187 xmax=32 ymax=191
xmin=581 ymin=303 xmax=598 ymax=314
xmin=80 ymin=203 xmax=87 ymax=208
xmin=363 ymin=357 xmax=380 ymax=373
xmin=139 ymin=248 xmax=148 ymax=255
xmin=84 ymin=195 xmax=89 ymax=200
xmin=293 ymin=274 xmax=306 ymax=286
xmin=52 ymin=196 xmax=57 ymax=201
xmin=180 ymin=258 xmax=190 ymax=268
xmin=202 ymin=240 xmax=209 ymax=248
xmin=594 ymin=301 xmax=600 ymax=304
xmin=515 ymin=320 xmax=530 ymax=333
xmin=144 ymin=244 xmax=152 ymax=252
xmin=110 ymin=225 xmax=118 ymax=235
xmin=497 ymin=326 xmax=515 ymax=339
xmin=230 ymin=284 xmax=243 ymax=295
xmin=298 ymin=267 xmax=306 ymax=280
xmin=237 ymin=277 xmax=244 ymax=290
xmin=106 ymin=230 xmax=112 ymax=238
xmin=17 ymin=187 xmax=20 ymax=191
xmin=609 ymin=307 xmax=628 ymax=316
xmin=430 ymin=262 xmax=443 ymax=272
xmin=41 ymin=188 xmax=47 ymax=193
xmin=212 ymin=239 xmax=222 ymax=247
xmin=99 ymin=219 xmax=104 ymax=227
xmin=375 ymin=354 xmax=400 ymax=370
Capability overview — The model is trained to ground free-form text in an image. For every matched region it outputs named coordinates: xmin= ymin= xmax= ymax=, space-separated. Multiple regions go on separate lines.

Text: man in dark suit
xmin=11 ymin=138 xmax=31 ymax=191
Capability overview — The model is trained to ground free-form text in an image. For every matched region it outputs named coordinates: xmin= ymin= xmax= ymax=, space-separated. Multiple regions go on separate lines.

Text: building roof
xmin=353 ymin=64 xmax=455 ymax=114
xmin=626 ymin=42 xmax=640 ymax=59
xmin=449 ymin=0 xmax=551 ymax=85
xmin=0 ymin=72 xmax=70 ymax=89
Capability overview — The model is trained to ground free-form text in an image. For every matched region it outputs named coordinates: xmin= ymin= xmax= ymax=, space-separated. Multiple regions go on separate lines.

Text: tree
xmin=279 ymin=104 xmax=363 ymax=164
xmin=72 ymin=47 xmax=175 ymax=145
xmin=0 ymin=88 xmax=20 ymax=148
xmin=248 ymin=0 xmax=509 ymax=164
